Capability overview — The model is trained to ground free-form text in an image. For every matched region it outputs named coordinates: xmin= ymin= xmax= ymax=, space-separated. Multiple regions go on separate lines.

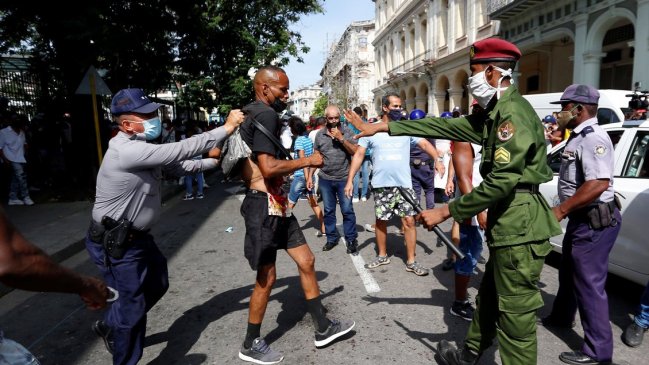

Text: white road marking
xmin=350 ymin=254 xmax=381 ymax=293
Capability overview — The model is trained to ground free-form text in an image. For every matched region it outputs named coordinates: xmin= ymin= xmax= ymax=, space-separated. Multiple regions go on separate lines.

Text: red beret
xmin=470 ymin=38 xmax=521 ymax=64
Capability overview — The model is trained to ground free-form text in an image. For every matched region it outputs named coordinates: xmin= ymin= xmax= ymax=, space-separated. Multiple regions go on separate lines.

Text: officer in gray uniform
xmin=85 ymin=88 xmax=244 ymax=365
xmin=540 ymin=84 xmax=621 ymax=365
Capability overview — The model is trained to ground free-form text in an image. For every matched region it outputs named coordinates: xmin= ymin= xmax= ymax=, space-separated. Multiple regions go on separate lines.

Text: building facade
xmin=288 ymin=84 xmax=323 ymax=122
xmin=490 ymin=0 xmax=649 ymax=94
xmin=372 ymin=0 xmax=498 ymax=116
xmin=320 ymin=20 xmax=377 ymax=115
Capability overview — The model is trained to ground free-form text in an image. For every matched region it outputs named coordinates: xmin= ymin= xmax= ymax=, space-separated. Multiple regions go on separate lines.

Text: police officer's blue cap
xmin=111 ymin=88 xmax=162 ymax=115
xmin=440 ymin=111 xmax=453 ymax=118
xmin=409 ymin=109 xmax=426 ymax=120
xmin=550 ymin=84 xmax=600 ymax=105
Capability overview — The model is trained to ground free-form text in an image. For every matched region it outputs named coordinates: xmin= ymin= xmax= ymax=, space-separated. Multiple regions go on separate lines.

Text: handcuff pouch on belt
xmin=585 ymin=201 xmax=617 ymax=230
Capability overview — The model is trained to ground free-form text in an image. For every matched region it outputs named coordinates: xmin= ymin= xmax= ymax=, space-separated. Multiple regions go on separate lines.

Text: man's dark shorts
xmin=241 ymin=190 xmax=307 ymax=270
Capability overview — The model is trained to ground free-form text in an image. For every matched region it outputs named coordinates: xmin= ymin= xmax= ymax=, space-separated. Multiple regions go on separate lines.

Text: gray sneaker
xmin=238 ymin=337 xmax=284 ymax=364
xmin=314 ymin=319 xmax=355 ymax=347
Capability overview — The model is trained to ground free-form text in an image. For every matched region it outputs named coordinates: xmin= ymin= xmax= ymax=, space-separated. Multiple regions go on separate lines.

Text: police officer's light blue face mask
xmin=138 ymin=116 xmax=162 ymax=140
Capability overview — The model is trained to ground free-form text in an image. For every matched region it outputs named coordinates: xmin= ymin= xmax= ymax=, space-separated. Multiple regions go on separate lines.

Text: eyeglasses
xmin=326 ymin=116 xmax=340 ymax=121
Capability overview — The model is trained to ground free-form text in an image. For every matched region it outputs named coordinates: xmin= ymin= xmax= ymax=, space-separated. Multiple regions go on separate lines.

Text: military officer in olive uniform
xmin=540 ymin=85 xmax=621 ymax=365
xmin=345 ymin=38 xmax=562 ymax=365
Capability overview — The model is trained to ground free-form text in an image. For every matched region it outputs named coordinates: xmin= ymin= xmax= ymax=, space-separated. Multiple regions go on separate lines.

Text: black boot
xmin=437 ymin=340 xmax=478 ymax=365
xmin=622 ymin=322 xmax=647 ymax=348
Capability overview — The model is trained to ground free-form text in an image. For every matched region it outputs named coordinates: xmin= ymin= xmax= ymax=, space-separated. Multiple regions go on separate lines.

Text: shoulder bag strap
xmin=249 ymin=115 xmax=293 ymax=160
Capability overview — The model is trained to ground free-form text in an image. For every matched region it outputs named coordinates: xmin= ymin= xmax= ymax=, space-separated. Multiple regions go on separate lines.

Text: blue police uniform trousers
xmin=549 ymin=208 xmax=621 ymax=362
xmin=85 ymin=234 xmax=169 ymax=365
xmin=410 ymin=163 xmax=435 ymax=209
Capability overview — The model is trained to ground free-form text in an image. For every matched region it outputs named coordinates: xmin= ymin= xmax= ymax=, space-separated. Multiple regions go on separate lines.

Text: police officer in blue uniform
xmin=85 ymin=88 xmax=244 ymax=365
xmin=540 ymin=84 xmax=622 ymax=365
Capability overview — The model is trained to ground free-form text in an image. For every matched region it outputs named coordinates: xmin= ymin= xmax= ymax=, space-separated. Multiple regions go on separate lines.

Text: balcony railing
xmin=487 ymin=0 xmax=546 ymax=20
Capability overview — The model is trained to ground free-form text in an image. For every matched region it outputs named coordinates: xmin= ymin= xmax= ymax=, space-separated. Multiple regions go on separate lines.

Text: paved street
xmin=0 ymin=176 xmax=646 ymax=365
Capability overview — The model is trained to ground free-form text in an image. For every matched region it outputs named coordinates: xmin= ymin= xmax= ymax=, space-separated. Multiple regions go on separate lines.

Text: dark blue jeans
xmin=319 ymin=177 xmax=358 ymax=244
xmin=86 ymin=234 xmax=169 ymax=365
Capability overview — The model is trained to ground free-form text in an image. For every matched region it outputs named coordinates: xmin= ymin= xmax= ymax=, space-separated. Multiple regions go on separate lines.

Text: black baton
xmin=397 ymin=187 xmax=465 ymax=260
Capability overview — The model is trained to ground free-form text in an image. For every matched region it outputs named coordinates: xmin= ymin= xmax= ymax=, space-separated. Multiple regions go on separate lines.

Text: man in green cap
xmin=345 ymin=37 xmax=562 ymax=365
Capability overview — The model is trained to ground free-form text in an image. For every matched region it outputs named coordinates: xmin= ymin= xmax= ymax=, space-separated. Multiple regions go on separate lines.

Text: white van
xmin=523 ymin=89 xmax=632 ymax=125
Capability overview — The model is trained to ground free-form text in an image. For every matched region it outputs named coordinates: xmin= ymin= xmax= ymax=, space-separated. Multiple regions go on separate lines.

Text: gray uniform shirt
xmin=92 ymin=128 xmax=227 ymax=230
xmin=558 ymin=117 xmax=615 ymax=203
xmin=314 ymin=124 xmax=358 ymax=181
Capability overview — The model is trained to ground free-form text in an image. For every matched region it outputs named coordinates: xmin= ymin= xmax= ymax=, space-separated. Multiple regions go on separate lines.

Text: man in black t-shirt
xmin=236 ymin=66 xmax=355 ymax=365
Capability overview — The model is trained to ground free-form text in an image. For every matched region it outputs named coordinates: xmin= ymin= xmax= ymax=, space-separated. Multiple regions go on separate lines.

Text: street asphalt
xmin=1 ymin=172 xmax=646 ymax=365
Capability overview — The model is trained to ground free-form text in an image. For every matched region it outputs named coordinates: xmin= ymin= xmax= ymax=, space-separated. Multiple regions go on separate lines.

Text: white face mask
xmin=467 ymin=66 xmax=513 ymax=108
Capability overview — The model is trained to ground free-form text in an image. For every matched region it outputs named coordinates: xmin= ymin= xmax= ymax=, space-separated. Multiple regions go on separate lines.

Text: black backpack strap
xmin=249 ymin=115 xmax=293 ymax=160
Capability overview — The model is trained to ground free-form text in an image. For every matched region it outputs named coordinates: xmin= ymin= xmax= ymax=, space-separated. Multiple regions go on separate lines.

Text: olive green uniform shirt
xmin=388 ymin=86 xmax=562 ymax=247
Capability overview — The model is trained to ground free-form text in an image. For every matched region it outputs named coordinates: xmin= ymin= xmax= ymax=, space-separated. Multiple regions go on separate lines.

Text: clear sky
xmin=284 ymin=0 xmax=376 ymax=90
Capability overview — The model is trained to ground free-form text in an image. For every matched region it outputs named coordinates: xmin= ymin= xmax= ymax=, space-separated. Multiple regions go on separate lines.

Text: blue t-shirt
xmin=292 ymin=135 xmax=313 ymax=177
xmin=359 ymin=132 xmax=421 ymax=188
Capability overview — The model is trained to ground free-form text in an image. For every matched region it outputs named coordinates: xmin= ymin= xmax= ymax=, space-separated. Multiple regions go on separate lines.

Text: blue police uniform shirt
xmin=558 ymin=117 xmax=615 ymax=203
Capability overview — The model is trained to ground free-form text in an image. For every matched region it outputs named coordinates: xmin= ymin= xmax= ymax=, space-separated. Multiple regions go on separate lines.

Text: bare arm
xmin=257 ymin=151 xmax=323 ymax=179
xmin=0 ymin=209 xmax=108 ymax=309
xmin=553 ymin=179 xmax=610 ymax=221
xmin=345 ymin=146 xmax=367 ymax=198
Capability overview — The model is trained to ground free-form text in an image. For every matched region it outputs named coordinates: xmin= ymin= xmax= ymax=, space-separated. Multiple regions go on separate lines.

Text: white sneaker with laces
xmin=352 ymin=198 xmax=359 ymax=203
xmin=22 ymin=197 xmax=34 ymax=205
xmin=361 ymin=197 xmax=367 ymax=202
xmin=364 ymin=223 xmax=375 ymax=233
xmin=8 ymin=199 xmax=24 ymax=206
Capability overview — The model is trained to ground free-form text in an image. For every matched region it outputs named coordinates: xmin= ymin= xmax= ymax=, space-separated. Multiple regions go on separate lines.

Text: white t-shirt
xmin=0 ymin=126 xmax=26 ymax=163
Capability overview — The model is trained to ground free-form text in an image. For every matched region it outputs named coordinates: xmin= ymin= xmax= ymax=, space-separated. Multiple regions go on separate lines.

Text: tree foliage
xmin=311 ymin=93 xmax=328 ymax=117
xmin=0 ymin=0 xmax=322 ymax=114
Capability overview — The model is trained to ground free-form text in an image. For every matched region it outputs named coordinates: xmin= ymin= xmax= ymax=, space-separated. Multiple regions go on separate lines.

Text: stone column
xmin=434 ymin=91 xmax=446 ymax=116
xmin=583 ymin=51 xmax=606 ymax=88
xmin=572 ymin=13 xmax=588 ymax=84
xmin=633 ymin=0 xmax=649 ymax=88
xmin=448 ymin=88 xmax=464 ymax=111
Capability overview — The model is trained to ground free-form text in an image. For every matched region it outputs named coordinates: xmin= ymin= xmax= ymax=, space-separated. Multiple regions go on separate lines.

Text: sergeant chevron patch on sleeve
xmin=494 ymin=147 xmax=510 ymax=163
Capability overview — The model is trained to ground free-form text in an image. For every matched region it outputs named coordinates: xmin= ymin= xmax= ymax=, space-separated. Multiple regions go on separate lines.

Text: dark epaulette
xmin=580 ymin=126 xmax=595 ymax=136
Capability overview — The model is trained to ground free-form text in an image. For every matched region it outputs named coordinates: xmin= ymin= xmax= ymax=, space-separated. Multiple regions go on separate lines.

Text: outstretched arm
xmin=0 ymin=208 xmax=108 ymax=309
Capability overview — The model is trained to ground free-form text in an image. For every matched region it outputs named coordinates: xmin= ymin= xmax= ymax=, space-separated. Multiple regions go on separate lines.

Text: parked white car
xmin=540 ymin=118 xmax=649 ymax=285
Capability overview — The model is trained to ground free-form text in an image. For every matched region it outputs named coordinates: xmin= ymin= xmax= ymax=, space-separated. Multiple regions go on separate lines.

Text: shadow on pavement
xmin=145 ymin=272 xmax=349 ymax=364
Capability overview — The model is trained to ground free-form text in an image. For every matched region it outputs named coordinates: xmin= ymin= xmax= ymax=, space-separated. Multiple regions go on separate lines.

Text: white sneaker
xmin=22 ymin=197 xmax=34 ymax=206
xmin=352 ymin=198 xmax=359 ymax=203
xmin=8 ymin=199 xmax=24 ymax=206
xmin=364 ymin=223 xmax=375 ymax=233
xmin=361 ymin=197 xmax=367 ymax=202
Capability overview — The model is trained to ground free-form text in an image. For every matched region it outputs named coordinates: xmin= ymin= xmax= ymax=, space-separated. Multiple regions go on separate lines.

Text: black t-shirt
xmin=240 ymin=101 xmax=281 ymax=160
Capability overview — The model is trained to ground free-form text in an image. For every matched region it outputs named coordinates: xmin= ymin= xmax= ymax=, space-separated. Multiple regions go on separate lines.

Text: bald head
xmin=253 ymin=66 xmax=289 ymax=108
xmin=325 ymin=105 xmax=340 ymax=118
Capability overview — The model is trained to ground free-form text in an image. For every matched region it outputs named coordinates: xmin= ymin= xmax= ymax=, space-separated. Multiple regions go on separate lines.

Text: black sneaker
xmin=238 ymin=337 xmax=284 ymax=364
xmin=450 ymin=301 xmax=474 ymax=322
xmin=441 ymin=258 xmax=455 ymax=271
xmin=322 ymin=241 xmax=338 ymax=251
xmin=314 ymin=319 xmax=355 ymax=347
xmin=92 ymin=320 xmax=114 ymax=354
xmin=346 ymin=240 xmax=359 ymax=256
xmin=437 ymin=340 xmax=479 ymax=365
